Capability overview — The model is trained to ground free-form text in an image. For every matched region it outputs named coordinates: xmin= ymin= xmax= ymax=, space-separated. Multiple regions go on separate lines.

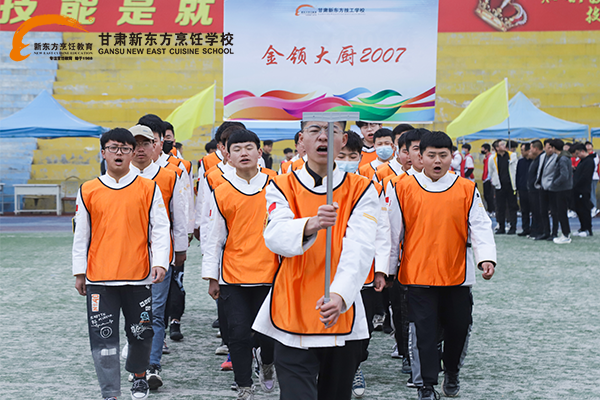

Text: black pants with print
xmin=86 ymin=284 xmax=154 ymax=398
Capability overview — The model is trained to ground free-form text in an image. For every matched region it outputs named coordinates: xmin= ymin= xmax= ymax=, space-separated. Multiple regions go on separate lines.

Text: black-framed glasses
xmin=105 ymin=145 xmax=133 ymax=154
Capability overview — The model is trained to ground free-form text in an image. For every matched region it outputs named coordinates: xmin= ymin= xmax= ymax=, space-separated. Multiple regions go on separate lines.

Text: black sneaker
xmin=534 ymin=234 xmax=550 ymax=241
xmin=406 ymin=374 xmax=416 ymax=388
xmin=170 ymin=320 xmax=184 ymax=341
xmin=417 ymin=386 xmax=439 ymax=400
xmin=147 ymin=364 xmax=163 ymax=390
xmin=517 ymin=230 xmax=530 ymax=236
xmin=401 ymin=357 xmax=412 ymax=374
xmin=212 ymin=318 xmax=220 ymax=329
xmin=507 ymin=228 xmax=516 ymax=235
xmin=131 ymin=375 xmax=150 ymax=400
xmin=442 ymin=371 xmax=460 ymax=397
xmin=495 ymin=229 xmax=506 ymax=234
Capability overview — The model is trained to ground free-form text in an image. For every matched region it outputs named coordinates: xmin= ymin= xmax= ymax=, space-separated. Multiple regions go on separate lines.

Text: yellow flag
xmin=447 ymin=79 xmax=509 ymax=139
xmin=166 ymin=84 xmax=215 ymax=141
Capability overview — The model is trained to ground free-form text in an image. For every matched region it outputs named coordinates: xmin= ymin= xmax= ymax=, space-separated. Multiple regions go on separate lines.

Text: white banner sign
xmin=224 ymin=0 xmax=439 ymax=122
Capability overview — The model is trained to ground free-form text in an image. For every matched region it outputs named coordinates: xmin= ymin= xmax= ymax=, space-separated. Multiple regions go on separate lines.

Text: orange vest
xmin=81 ymin=176 xmax=156 ymax=282
xmin=165 ymin=162 xmax=183 ymax=178
xmin=201 ymin=152 xmax=222 ymax=173
xmin=359 ymin=149 xmax=377 ymax=167
xmin=358 ymin=162 xmax=377 ymax=180
xmin=290 ymin=157 xmax=306 ymax=172
xmin=363 ymin=180 xmax=383 ymax=285
xmin=375 ymin=163 xmax=397 ymax=183
xmin=206 ymin=166 xmax=227 ymax=191
xmin=167 ymin=155 xmax=191 ymax=175
xmin=151 ymin=167 xmax=177 ymax=263
xmin=213 ymin=177 xmax=278 ymax=285
xmin=270 ymin=172 xmax=372 ymax=335
xmin=395 ymin=176 xmax=475 ymax=286
xmin=261 ymin=166 xmax=277 ymax=179
xmin=280 ymin=159 xmax=293 ymax=174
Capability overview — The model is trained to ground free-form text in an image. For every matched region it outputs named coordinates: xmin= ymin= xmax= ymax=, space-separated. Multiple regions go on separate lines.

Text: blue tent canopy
xmin=224 ymin=120 xmax=300 ymax=141
xmin=592 ymin=128 xmax=600 ymax=138
xmin=0 ymin=90 xmax=107 ymax=138
xmin=458 ymin=92 xmax=589 ymax=141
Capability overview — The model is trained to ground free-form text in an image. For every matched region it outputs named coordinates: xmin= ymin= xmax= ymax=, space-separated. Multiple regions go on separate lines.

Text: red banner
xmin=0 ymin=0 xmax=223 ymax=33
xmin=439 ymin=0 xmax=600 ymax=32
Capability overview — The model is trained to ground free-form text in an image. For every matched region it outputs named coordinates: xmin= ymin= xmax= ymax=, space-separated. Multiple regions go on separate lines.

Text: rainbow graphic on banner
xmin=224 ymin=87 xmax=436 ymax=122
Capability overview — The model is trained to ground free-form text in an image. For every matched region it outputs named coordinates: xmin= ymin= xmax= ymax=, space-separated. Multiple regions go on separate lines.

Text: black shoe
xmin=507 ymin=229 xmax=516 ymax=235
xmin=401 ymin=357 xmax=411 ymax=374
xmin=442 ymin=371 xmax=460 ymax=397
xmin=534 ymin=234 xmax=550 ymax=241
xmin=382 ymin=317 xmax=393 ymax=334
xmin=147 ymin=364 xmax=163 ymax=390
xmin=212 ymin=319 xmax=220 ymax=329
xmin=517 ymin=230 xmax=530 ymax=236
xmin=131 ymin=375 xmax=150 ymax=399
xmin=417 ymin=386 xmax=439 ymax=400
xmin=407 ymin=374 xmax=416 ymax=388
xmin=546 ymin=235 xmax=557 ymax=241
xmin=170 ymin=320 xmax=184 ymax=341
xmin=495 ymin=229 xmax=506 ymax=234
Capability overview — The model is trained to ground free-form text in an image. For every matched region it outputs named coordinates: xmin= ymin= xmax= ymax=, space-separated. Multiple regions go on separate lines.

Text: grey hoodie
xmin=537 ymin=152 xmax=557 ymax=191
xmin=549 ymin=150 xmax=573 ymax=192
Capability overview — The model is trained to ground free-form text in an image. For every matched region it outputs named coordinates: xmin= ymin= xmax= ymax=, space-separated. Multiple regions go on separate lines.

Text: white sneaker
xmin=567 ymin=210 xmax=578 ymax=219
xmin=121 ymin=344 xmax=129 ymax=359
xmin=573 ymin=230 xmax=590 ymax=237
xmin=592 ymin=207 xmax=599 ymax=217
xmin=215 ymin=343 xmax=229 ymax=355
xmin=553 ymin=234 xmax=572 ymax=244
xmin=391 ymin=343 xmax=401 ymax=359
xmin=254 ymin=347 xmax=276 ymax=392
xmin=237 ymin=386 xmax=254 ymax=400
xmin=130 ymin=376 xmax=150 ymax=400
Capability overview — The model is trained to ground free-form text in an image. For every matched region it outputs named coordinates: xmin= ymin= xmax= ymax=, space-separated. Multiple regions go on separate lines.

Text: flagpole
xmin=505 ymin=78 xmax=510 ymax=145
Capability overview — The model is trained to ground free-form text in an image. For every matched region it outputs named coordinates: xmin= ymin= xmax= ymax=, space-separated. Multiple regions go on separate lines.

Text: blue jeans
xmin=149 ymin=267 xmax=172 ymax=367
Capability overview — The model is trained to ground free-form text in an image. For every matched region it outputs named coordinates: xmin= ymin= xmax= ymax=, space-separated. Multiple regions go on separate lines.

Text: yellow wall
xmin=35 ymin=30 xmax=599 ymax=185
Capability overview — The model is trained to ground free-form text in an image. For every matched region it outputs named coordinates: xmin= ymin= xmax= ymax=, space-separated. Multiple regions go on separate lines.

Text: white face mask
xmin=376 ymin=145 xmax=394 ymax=160
xmin=336 ymin=160 xmax=360 ymax=173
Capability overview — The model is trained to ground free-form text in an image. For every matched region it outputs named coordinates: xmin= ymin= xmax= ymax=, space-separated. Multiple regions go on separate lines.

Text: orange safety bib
xmin=375 ymin=163 xmax=397 ymax=183
xmin=152 ymin=167 xmax=177 ymax=263
xmin=270 ymin=172 xmax=372 ymax=335
xmin=359 ymin=150 xmax=377 ymax=167
xmin=395 ymin=176 xmax=475 ymax=286
xmin=280 ymin=159 xmax=293 ymax=174
xmin=81 ymin=176 xmax=156 ymax=282
xmin=214 ymin=177 xmax=278 ymax=285
xmin=358 ymin=162 xmax=377 ymax=180
xmin=202 ymin=152 xmax=222 ymax=173
xmin=167 ymin=154 xmax=191 ymax=175
xmin=289 ymin=157 xmax=306 ymax=172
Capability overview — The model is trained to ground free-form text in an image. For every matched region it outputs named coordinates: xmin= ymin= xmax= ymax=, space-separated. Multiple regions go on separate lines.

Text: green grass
xmin=0 ymin=232 xmax=599 ymax=399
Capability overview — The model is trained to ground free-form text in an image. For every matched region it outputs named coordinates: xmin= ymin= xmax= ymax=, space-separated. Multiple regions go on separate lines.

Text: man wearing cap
xmin=128 ymin=125 xmax=188 ymax=390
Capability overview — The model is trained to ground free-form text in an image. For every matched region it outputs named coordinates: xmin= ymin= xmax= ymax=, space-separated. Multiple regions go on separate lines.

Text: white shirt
xmin=199 ymin=162 xmax=236 ymax=252
xmin=202 ymin=169 xmax=271 ymax=285
xmin=464 ymin=153 xmax=475 ymax=182
xmin=72 ymin=168 xmax=171 ymax=285
xmin=130 ymin=162 xmax=188 ymax=253
xmin=384 ymin=158 xmax=404 ymax=180
xmin=157 ymin=152 xmax=191 ymax=233
xmin=387 ymin=171 xmax=497 ymax=284
xmin=253 ymin=164 xmax=380 ymax=349
xmin=450 ymin=151 xmax=462 ymax=172
xmin=364 ymin=177 xmax=391 ymax=287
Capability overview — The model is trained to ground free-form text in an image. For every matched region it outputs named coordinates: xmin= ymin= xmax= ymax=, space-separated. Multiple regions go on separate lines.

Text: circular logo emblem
xmin=100 ymin=326 xmax=113 ymax=339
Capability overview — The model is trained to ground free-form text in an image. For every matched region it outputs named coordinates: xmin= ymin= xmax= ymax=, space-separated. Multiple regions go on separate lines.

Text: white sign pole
xmin=302 ymin=112 xmax=359 ymax=308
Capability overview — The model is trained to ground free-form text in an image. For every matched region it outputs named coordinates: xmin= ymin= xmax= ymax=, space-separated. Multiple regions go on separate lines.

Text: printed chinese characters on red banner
xmin=439 ymin=0 xmax=600 ymax=32
xmin=0 ymin=0 xmax=223 ymax=32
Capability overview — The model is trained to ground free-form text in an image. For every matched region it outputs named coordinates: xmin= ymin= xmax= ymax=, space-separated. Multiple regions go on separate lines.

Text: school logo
xmin=9 ymin=14 xmax=88 ymax=62
xmin=91 ymin=293 xmax=100 ymax=312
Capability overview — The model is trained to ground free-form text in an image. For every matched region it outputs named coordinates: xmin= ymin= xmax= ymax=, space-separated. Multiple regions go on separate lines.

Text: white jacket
xmin=488 ymin=151 xmax=518 ymax=191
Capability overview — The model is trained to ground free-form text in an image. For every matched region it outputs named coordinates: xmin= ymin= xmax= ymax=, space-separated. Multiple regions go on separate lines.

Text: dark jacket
xmin=516 ymin=157 xmax=532 ymax=191
xmin=549 ymin=150 xmax=573 ymax=192
xmin=573 ymin=155 xmax=595 ymax=194
xmin=527 ymin=153 xmax=542 ymax=191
